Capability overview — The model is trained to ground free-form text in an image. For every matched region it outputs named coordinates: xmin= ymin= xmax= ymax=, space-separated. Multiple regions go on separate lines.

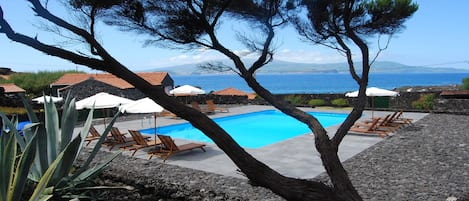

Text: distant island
xmin=145 ymin=60 xmax=469 ymax=76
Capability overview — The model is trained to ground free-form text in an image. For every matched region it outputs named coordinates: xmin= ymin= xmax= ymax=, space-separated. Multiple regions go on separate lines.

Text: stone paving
xmin=87 ymin=105 xmax=428 ymax=179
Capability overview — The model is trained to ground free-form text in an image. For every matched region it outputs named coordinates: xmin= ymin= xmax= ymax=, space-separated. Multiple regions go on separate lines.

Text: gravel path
xmin=315 ymin=113 xmax=469 ymax=200
xmin=81 ymin=113 xmax=469 ymax=200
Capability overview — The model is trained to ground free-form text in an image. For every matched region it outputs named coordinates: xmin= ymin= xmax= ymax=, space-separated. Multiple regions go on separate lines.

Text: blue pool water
xmin=140 ymin=110 xmax=347 ymax=148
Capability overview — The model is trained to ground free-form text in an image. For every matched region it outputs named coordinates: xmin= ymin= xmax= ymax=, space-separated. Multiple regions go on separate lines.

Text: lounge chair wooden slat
xmin=105 ymin=127 xmax=137 ymax=150
xmin=349 ymin=118 xmax=389 ymax=137
xmin=85 ymin=125 xmax=111 ymax=146
xmin=127 ymin=130 xmax=161 ymax=156
xmin=206 ymin=100 xmax=229 ymax=113
xmin=191 ymin=101 xmax=213 ymax=114
xmin=153 ymin=135 xmax=206 ymax=162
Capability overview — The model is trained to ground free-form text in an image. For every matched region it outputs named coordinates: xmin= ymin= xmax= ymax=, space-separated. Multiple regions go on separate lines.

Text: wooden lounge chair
xmin=206 ymin=99 xmax=229 ymax=113
xmin=105 ymin=127 xmax=139 ymax=150
xmin=374 ymin=114 xmax=402 ymax=132
xmin=363 ymin=113 xmax=402 ymax=132
xmin=152 ymin=134 xmax=206 ymax=162
xmin=392 ymin=110 xmax=413 ymax=124
xmin=85 ymin=125 xmax=108 ymax=146
xmin=349 ymin=118 xmax=389 ymax=137
xmin=191 ymin=101 xmax=213 ymax=114
xmin=127 ymin=130 xmax=162 ymax=156
xmin=160 ymin=110 xmax=179 ymax=119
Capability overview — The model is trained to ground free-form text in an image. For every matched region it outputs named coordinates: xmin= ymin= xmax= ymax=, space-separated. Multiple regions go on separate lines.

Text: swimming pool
xmin=140 ymin=110 xmax=347 ymax=148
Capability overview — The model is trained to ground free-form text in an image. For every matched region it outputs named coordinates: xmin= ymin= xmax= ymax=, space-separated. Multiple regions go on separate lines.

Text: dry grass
xmin=0 ymin=106 xmax=27 ymax=115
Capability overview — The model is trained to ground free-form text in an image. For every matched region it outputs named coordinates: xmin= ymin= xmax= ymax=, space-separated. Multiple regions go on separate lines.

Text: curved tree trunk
xmin=110 ymin=66 xmax=346 ymax=201
xmin=0 ymin=3 xmax=361 ymax=199
xmin=240 ymin=73 xmax=363 ymax=200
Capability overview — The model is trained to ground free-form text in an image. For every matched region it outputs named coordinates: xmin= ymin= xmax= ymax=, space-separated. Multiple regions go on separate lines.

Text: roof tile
xmin=0 ymin=83 xmax=26 ymax=93
xmin=52 ymin=72 xmax=169 ymax=89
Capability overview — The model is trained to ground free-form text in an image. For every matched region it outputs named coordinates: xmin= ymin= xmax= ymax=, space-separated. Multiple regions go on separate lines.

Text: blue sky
xmin=0 ymin=1 xmax=468 ymax=73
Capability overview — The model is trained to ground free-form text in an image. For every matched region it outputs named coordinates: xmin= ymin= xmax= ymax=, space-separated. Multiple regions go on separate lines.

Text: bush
xmin=331 ymin=98 xmax=349 ymax=107
xmin=0 ymin=95 xmax=122 ymax=200
xmin=284 ymin=95 xmax=306 ymax=105
xmin=461 ymin=77 xmax=469 ymax=90
xmin=308 ymin=99 xmax=326 ymax=107
xmin=411 ymin=94 xmax=435 ymax=110
xmin=0 ymin=70 xmax=83 ymax=97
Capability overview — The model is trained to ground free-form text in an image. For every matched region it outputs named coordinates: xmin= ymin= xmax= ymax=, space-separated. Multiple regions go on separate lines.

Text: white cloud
xmin=145 ymin=47 xmax=356 ymax=70
xmin=275 ymin=49 xmax=347 ymax=64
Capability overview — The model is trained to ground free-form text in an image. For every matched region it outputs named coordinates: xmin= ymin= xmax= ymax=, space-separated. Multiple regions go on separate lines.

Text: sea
xmin=172 ymin=72 xmax=469 ymax=94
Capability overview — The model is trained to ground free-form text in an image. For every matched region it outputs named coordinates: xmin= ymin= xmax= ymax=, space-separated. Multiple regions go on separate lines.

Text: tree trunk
xmin=232 ymin=73 xmax=361 ymax=200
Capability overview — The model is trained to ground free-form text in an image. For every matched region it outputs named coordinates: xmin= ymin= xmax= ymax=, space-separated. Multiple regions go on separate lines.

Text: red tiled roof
xmin=440 ymin=90 xmax=469 ymax=96
xmin=440 ymin=90 xmax=469 ymax=98
xmin=0 ymin=83 xmax=25 ymax=93
xmin=52 ymin=72 xmax=169 ymax=89
xmin=213 ymin=87 xmax=256 ymax=99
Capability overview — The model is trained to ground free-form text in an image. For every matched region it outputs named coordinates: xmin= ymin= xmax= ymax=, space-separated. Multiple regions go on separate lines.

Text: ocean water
xmin=172 ymin=73 xmax=469 ymax=94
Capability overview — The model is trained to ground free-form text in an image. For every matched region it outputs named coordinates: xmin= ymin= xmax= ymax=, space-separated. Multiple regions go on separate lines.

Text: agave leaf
xmin=29 ymin=147 xmax=66 ymax=201
xmin=10 ymin=134 xmax=38 ymax=201
xmin=60 ymin=98 xmax=77 ymax=151
xmin=0 ymin=129 xmax=15 ymax=201
xmin=49 ymin=135 xmax=82 ymax=187
xmin=73 ymin=151 xmax=121 ymax=182
xmin=72 ymin=111 xmax=120 ymax=179
xmin=0 ymin=114 xmax=27 ymax=155
xmin=43 ymin=97 xmax=60 ymax=165
xmin=35 ymin=125 xmax=49 ymax=179
xmin=21 ymin=123 xmax=40 ymax=144
xmin=20 ymin=95 xmax=39 ymax=123
xmin=80 ymin=107 xmax=95 ymax=141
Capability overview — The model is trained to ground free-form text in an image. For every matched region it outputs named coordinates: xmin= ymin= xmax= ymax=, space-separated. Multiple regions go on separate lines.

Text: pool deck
xmin=89 ymin=105 xmax=428 ymax=179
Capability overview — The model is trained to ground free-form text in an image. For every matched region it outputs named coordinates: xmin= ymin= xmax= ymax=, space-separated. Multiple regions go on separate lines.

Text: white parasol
xmin=345 ymin=87 xmax=399 ymax=117
xmin=75 ymin=92 xmax=134 ymax=128
xmin=32 ymin=95 xmax=63 ymax=103
xmin=169 ymin=85 xmax=205 ymax=96
xmin=75 ymin=92 xmax=134 ymax=110
xmin=119 ymin=97 xmax=164 ymax=142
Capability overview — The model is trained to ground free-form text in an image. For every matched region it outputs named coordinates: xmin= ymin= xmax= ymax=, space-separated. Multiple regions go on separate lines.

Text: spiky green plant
xmin=0 ymin=114 xmax=38 ymax=201
xmin=0 ymin=94 xmax=122 ymax=200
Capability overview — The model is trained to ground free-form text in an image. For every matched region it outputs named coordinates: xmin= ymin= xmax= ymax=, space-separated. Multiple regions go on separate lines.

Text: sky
xmin=0 ymin=1 xmax=468 ymax=73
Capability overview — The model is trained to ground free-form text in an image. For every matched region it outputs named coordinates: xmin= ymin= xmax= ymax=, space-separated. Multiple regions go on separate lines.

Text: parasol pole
xmin=153 ymin=112 xmax=158 ymax=148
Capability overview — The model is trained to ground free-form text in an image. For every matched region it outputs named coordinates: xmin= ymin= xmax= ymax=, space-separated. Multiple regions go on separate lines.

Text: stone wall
xmin=244 ymin=92 xmax=469 ymax=114
xmin=174 ymin=94 xmax=249 ymax=105
xmin=60 ymin=79 xmax=147 ymax=101
xmin=434 ymin=98 xmax=469 ymax=114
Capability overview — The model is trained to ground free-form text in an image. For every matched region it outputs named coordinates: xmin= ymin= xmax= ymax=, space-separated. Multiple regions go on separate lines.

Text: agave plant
xmin=0 ymin=94 xmax=122 ymax=200
xmin=0 ymin=114 xmax=38 ymax=201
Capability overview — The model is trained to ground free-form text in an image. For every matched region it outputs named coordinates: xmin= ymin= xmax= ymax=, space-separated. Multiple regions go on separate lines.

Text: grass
xmin=0 ymin=106 xmax=28 ymax=115
xmin=314 ymin=106 xmax=354 ymax=111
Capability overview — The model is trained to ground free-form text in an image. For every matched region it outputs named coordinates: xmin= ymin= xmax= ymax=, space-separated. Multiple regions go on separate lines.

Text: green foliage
xmin=0 ymin=71 xmax=83 ymax=97
xmin=307 ymin=99 xmax=326 ymax=107
xmin=461 ymin=77 xmax=469 ymax=90
xmin=284 ymin=95 xmax=306 ymax=105
xmin=295 ymin=0 xmax=418 ymax=41
xmin=20 ymin=95 xmax=122 ymax=199
xmin=0 ymin=107 xmax=27 ymax=115
xmin=0 ymin=115 xmax=38 ymax=201
xmin=331 ymin=98 xmax=349 ymax=107
xmin=411 ymin=94 xmax=434 ymax=110
xmin=0 ymin=95 xmax=121 ymax=200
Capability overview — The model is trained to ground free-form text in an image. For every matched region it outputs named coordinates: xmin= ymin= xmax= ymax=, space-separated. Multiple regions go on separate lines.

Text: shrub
xmin=308 ymin=99 xmax=326 ymax=107
xmin=331 ymin=98 xmax=349 ymax=107
xmin=411 ymin=94 xmax=435 ymax=110
xmin=284 ymin=95 xmax=306 ymax=105
xmin=0 ymin=95 xmax=122 ymax=200
xmin=461 ymin=77 xmax=469 ymax=90
xmin=1 ymin=70 xmax=83 ymax=97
